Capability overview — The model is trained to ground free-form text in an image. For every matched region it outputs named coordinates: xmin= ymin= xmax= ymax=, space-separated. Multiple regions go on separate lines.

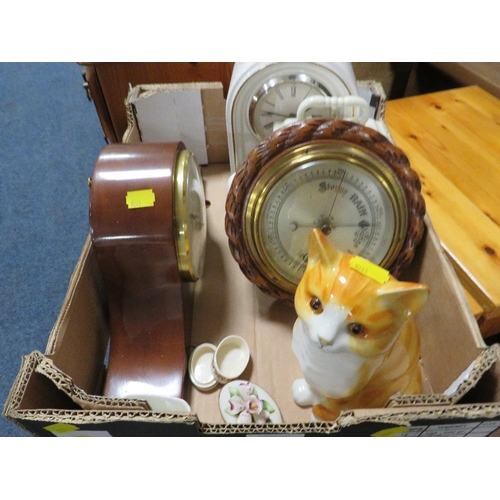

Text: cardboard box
xmin=5 ymin=84 xmax=500 ymax=437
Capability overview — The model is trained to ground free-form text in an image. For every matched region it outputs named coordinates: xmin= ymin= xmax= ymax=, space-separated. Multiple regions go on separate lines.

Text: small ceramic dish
xmin=219 ymin=380 xmax=283 ymax=424
xmin=211 ymin=335 xmax=250 ymax=384
xmin=189 ymin=343 xmax=218 ymax=391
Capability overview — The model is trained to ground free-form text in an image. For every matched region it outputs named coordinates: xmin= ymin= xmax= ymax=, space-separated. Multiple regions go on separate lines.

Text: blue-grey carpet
xmin=0 ymin=62 xmax=106 ymax=436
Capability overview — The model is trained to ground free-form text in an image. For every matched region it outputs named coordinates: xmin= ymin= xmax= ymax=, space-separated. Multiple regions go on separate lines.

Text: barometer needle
xmin=289 ymin=220 xmax=373 ymax=231
xmin=289 ymin=221 xmax=317 ymax=231
xmin=327 ymin=170 xmax=346 ymax=219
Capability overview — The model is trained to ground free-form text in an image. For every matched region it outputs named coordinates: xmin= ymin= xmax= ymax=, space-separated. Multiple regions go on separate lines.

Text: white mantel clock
xmin=226 ymin=62 xmax=363 ymax=172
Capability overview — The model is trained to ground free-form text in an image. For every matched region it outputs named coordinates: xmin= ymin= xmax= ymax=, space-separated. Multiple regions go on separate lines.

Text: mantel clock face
xmin=226 ymin=62 xmax=359 ymax=172
xmin=174 ymin=148 xmax=207 ymax=281
xmin=225 ymin=119 xmax=426 ymax=306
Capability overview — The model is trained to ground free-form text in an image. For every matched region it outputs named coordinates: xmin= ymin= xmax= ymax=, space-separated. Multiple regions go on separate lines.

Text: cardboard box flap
xmin=387 ymin=344 xmax=500 ymax=407
xmin=4 ymin=351 xmax=149 ymax=412
xmin=4 ymin=351 xmax=79 ymax=414
xmin=34 ymin=352 xmax=151 ymax=411
xmin=194 ymin=402 xmax=500 ymax=436
xmin=356 ymin=80 xmax=387 ymax=120
xmin=44 ymin=236 xmax=109 ymax=395
xmin=336 ymin=404 xmax=500 ymax=437
xmin=399 ymin=215 xmax=487 ymax=395
xmin=124 ymin=82 xmax=228 ymax=164
xmin=4 ymin=351 xmax=200 ymax=431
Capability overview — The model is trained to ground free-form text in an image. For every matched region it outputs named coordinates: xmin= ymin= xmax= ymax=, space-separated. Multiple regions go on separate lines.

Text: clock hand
xmin=261 ymin=111 xmax=296 ymax=119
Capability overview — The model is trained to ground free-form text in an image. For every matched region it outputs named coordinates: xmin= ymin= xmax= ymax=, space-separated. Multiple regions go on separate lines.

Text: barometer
xmin=225 ymin=119 xmax=425 ymax=306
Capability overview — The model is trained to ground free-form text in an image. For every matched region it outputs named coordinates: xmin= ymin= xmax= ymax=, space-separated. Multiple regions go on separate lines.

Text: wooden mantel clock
xmin=225 ymin=118 xmax=426 ymax=307
xmin=89 ymin=142 xmax=207 ymax=403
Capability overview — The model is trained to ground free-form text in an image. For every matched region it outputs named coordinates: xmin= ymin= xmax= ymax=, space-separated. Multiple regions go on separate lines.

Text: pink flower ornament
xmin=226 ymin=382 xmax=275 ymax=424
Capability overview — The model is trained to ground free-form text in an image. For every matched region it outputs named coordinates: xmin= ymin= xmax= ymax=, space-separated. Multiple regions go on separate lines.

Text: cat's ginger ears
xmin=307 ymin=228 xmax=342 ymax=269
xmin=377 ymin=281 xmax=430 ymax=318
xmin=307 ymin=228 xmax=430 ymax=317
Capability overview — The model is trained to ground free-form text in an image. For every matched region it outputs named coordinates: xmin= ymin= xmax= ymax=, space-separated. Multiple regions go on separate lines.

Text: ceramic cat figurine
xmin=292 ymin=228 xmax=429 ymax=421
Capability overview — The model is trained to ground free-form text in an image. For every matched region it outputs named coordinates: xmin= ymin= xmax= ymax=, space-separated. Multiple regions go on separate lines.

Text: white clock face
xmin=249 ymin=74 xmax=330 ymax=138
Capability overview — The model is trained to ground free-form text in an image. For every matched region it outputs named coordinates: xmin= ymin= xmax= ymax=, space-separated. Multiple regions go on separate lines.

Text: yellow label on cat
xmin=126 ymin=189 xmax=155 ymax=209
xmin=349 ymin=256 xmax=390 ymax=284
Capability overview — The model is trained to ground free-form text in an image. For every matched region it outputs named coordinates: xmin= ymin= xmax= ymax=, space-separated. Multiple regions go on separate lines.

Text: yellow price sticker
xmin=126 ymin=189 xmax=156 ymax=209
xmin=371 ymin=426 xmax=409 ymax=437
xmin=44 ymin=423 xmax=80 ymax=434
xmin=349 ymin=255 xmax=390 ymax=284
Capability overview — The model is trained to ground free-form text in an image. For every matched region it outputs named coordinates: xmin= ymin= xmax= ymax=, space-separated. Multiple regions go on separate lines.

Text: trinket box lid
xmin=189 ymin=343 xmax=217 ymax=391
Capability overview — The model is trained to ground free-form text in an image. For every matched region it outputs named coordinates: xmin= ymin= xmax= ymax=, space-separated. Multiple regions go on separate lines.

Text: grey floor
xmin=0 ymin=62 xmax=106 ymax=436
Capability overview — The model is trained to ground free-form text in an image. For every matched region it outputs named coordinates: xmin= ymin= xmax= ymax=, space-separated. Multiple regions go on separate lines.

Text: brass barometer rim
xmin=244 ymin=141 xmax=409 ymax=294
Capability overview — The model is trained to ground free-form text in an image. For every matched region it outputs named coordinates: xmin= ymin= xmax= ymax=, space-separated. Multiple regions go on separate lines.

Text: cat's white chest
xmin=292 ymin=306 xmax=367 ymax=400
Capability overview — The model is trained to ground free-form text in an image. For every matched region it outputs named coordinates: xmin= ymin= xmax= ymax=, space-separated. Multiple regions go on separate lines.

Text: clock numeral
xmin=291 ymin=85 xmax=297 ymax=98
xmin=275 ymin=88 xmax=284 ymax=100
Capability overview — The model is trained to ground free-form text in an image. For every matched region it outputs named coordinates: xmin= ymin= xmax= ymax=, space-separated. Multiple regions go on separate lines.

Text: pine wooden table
xmin=385 ymin=86 xmax=500 ymax=337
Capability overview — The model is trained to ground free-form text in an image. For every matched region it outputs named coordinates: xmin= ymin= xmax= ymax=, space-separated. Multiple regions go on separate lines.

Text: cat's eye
xmin=309 ymin=297 xmax=323 ymax=314
xmin=348 ymin=323 xmax=364 ymax=335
